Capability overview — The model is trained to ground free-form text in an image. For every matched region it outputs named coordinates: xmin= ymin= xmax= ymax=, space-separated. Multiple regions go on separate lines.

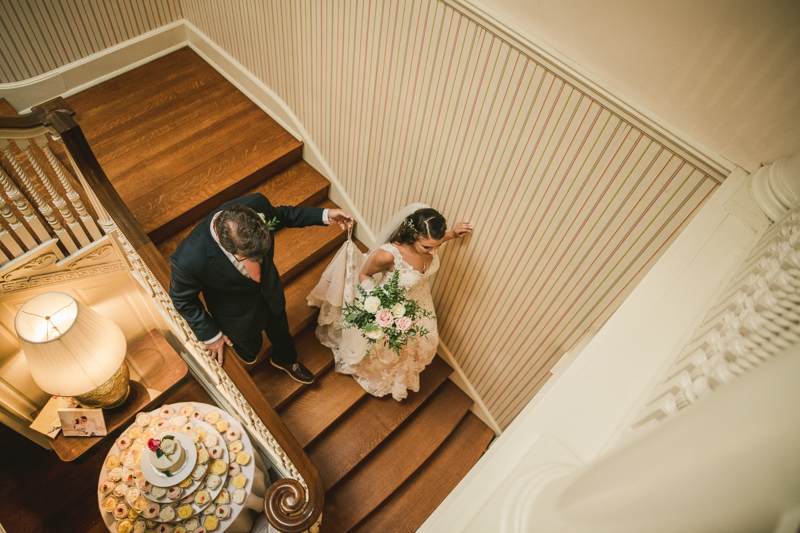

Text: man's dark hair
xmin=215 ymin=205 xmax=271 ymax=260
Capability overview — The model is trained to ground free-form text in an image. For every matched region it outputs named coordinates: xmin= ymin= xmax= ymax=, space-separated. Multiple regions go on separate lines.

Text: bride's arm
xmin=359 ymin=249 xmax=394 ymax=282
xmin=441 ymin=221 xmax=473 ymax=243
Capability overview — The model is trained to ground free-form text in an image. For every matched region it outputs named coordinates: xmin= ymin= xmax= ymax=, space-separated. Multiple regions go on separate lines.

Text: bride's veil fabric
xmin=307 ymin=203 xmax=430 ymax=365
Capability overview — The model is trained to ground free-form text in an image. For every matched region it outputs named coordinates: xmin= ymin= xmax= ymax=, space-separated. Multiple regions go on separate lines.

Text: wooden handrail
xmin=3 ymin=98 xmax=323 ymax=531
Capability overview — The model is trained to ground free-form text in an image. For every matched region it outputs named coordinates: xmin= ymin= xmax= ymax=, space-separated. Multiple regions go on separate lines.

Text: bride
xmin=308 ymin=204 xmax=471 ymax=400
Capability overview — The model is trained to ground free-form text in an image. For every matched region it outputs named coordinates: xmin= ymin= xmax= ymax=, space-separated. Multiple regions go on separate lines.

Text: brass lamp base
xmin=73 ymin=361 xmax=131 ymax=409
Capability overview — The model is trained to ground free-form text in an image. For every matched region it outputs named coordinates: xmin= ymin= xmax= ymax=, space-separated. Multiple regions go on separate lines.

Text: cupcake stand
xmin=97 ymin=402 xmax=267 ymax=533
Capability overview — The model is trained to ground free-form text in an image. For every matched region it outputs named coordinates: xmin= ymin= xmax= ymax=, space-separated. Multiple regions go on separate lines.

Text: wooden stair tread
xmin=251 ymin=322 xmax=335 ymax=410
xmin=0 ymin=99 xmax=18 ymax=115
xmin=350 ymin=412 xmax=495 ymax=533
xmin=308 ymin=356 xmax=453 ymax=490
xmin=279 ymin=367 xmax=366 ymax=448
xmin=322 ymin=380 xmax=473 ymax=533
xmin=274 ymin=199 xmax=348 ymax=283
xmin=157 ymin=161 xmax=330 ymax=264
xmin=65 ymin=47 xmax=302 ymax=243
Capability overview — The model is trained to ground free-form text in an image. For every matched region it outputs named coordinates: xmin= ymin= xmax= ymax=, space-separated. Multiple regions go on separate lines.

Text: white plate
xmin=140 ymin=432 xmax=198 ymax=487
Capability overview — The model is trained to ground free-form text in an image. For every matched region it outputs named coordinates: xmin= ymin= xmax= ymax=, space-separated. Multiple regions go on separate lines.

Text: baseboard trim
xmin=438 ymin=340 xmax=503 ymax=436
xmin=0 ymin=21 xmax=187 ymax=113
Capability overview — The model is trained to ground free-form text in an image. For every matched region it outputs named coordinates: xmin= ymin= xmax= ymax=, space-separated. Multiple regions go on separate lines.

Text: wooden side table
xmin=50 ymin=329 xmax=188 ymax=461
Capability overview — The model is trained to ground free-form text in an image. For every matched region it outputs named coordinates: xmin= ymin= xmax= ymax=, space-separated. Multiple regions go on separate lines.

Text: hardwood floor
xmin=3 ymin=47 xmax=496 ymax=533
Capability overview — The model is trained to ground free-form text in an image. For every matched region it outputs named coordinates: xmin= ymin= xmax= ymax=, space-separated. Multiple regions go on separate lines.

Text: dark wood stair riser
xmin=350 ymin=412 xmax=495 ymax=533
xmin=321 ymin=380 xmax=474 ymax=533
xmin=308 ymin=356 xmax=454 ymax=490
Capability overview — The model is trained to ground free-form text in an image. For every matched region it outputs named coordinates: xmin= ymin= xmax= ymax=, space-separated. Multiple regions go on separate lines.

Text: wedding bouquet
xmin=342 ymin=270 xmax=433 ymax=355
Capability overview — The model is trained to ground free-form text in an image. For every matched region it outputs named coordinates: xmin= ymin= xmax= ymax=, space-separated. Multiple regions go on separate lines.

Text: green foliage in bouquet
xmin=342 ymin=270 xmax=433 ymax=355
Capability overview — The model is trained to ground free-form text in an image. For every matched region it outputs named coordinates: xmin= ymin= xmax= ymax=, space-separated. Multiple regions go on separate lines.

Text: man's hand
xmin=328 ymin=209 xmax=354 ymax=230
xmin=206 ymin=334 xmax=233 ymax=365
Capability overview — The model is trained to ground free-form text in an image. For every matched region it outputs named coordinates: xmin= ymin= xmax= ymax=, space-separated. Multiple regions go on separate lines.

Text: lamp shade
xmin=15 ymin=292 xmax=127 ymax=397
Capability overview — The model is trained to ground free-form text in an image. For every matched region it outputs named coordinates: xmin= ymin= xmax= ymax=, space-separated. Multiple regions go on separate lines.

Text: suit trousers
xmin=228 ymin=303 xmax=297 ymax=364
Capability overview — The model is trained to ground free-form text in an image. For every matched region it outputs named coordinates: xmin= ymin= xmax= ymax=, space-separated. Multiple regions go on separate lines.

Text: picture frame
xmin=57 ymin=407 xmax=108 ymax=437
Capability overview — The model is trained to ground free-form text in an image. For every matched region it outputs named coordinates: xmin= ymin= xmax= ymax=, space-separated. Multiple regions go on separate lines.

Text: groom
xmin=169 ymin=193 xmax=353 ymax=383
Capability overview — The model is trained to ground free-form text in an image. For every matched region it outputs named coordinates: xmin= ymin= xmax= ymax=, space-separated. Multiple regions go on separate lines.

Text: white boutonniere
xmin=258 ymin=213 xmax=279 ymax=230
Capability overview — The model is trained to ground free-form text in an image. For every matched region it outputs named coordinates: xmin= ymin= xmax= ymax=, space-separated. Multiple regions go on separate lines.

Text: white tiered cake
xmin=149 ymin=435 xmax=185 ymax=476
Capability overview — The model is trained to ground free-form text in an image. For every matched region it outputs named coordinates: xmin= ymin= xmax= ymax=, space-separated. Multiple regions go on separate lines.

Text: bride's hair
xmin=391 ymin=208 xmax=446 ymax=245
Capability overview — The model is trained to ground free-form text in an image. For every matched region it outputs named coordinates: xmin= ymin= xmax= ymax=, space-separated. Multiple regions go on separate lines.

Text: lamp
xmin=15 ymin=292 xmax=130 ymax=408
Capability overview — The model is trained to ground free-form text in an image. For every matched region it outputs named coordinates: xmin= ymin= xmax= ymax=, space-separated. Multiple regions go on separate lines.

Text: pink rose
xmin=376 ymin=310 xmax=394 ymax=328
xmin=147 ymin=438 xmax=160 ymax=452
xmin=395 ymin=317 xmax=412 ymax=332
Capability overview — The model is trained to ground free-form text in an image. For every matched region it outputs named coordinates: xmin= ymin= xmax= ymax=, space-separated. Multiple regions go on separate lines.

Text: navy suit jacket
xmin=169 ymin=193 xmax=323 ymax=342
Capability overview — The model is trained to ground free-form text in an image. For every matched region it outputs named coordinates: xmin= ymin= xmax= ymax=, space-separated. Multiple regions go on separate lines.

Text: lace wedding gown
xmin=309 ymin=242 xmax=440 ymax=401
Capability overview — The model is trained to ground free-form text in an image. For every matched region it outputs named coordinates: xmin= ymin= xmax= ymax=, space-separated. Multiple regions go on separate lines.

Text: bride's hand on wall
xmin=452 ymin=221 xmax=472 ymax=238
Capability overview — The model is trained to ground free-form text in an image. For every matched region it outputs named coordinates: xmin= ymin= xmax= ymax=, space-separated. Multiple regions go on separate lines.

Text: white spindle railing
xmin=633 ymin=155 xmax=800 ymax=429
xmin=0 ymin=129 xmax=103 ymax=269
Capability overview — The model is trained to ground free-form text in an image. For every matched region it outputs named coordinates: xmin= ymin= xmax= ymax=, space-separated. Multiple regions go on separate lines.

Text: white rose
xmin=365 ymin=328 xmax=383 ymax=340
xmin=391 ymin=303 xmax=406 ymax=318
xmin=160 ymin=439 xmax=176 ymax=454
xmin=363 ymin=296 xmax=381 ymax=314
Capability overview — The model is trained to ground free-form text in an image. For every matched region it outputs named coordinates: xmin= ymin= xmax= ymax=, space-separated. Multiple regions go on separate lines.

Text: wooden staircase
xmin=67 ymin=47 xmax=494 ymax=533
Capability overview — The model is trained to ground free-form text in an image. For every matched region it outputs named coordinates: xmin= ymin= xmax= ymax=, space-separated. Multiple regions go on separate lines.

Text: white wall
xmin=473 ymin=0 xmax=800 ymax=172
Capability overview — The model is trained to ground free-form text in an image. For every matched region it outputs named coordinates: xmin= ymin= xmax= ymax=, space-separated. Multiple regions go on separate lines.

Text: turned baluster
xmin=0 ymin=167 xmax=39 ymax=251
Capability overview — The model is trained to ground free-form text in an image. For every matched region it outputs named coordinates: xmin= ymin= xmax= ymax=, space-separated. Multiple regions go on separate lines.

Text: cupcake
xmin=130 ymin=442 xmax=144 ymax=455
xmin=142 ymin=502 xmax=160 ymax=519
xmin=136 ymin=412 xmax=152 ymax=427
xmin=142 ymin=430 xmax=156 ymax=443
xmin=197 ymin=448 xmax=209 ymax=465
xmin=195 ymin=427 xmax=206 ymax=439
xmin=214 ymin=505 xmax=231 ymax=519
xmin=210 ymin=459 xmax=227 ymax=476
xmin=234 ymin=452 xmax=250 ymax=466
xmin=231 ymin=474 xmax=247 ymax=489
xmin=102 ymin=495 xmax=118 ymax=512
xmin=124 ymin=454 xmax=138 ymax=470
xmin=132 ymin=496 xmax=148 ymax=513
xmin=205 ymin=474 xmax=221 ymax=491
xmin=109 ymin=466 xmax=124 ymax=481
xmin=154 ymin=420 xmax=168 ymax=432
xmin=116 ymin=436 xmax=132 ymax=450
xmin=155 ymin=525 xmax=172 ymax=533
xmin=182 ymin=423 xmax=195 ymax=434
xmin=159 ymin=406 xmax=175 ymax=418
xmin=123 ymin=470 xmax=137 ymax=485
xmin=214 ymin=489 xmax=229 ymax=505
xmin=228 ymin=463 xmax=240 ymax=477
xmin=171 ymin=415 xmax=188 ymax=426
xmin=214 ymin=420 xmax=228 ymax=433
xmin=116 ymin=519 xmax=134 ymax=533
xmin=106 ymin=455 xmax=121 ymax=469
xmin=182 ymin=518 xmax=200 ymax=532
xmin=174 ymin=528 xmax=187 ymax=533
xmin=204 ymin=411 xmax=220 ymax=424
xmin=194 ymin=529 xmax=207 ymax=533
xmin=178 ymin=476 xmax=193 ymax=488
xmin=159 ymin=505 xmax=176 ymax=521
xmin=179 ymin=404 xmax=195 ymax=417
xmin=208 ymin=446 xmax=223 ymax=460
xmin=190 ymin=410 xmax=203 ymax=421
xmin=128 ymin=426 xmax=143 ymax=439
xmin=194 ymin=490 xmax=211 ymax=505
xmin=177 ymin=504 xmax=193 ymax=520
xmin=202 ymin=435 xmax=217 ymax=448
xmin=203 ymin=516 xmax=218 ymax=531
xmin=113 ymin=483 xmax=127 ymax=498
xmin=125 ymin=486 xmax=141 ymax=503
xmin=227 ymin=441 xmax=243 ymax=453
xmin=180 ymin=493 xmax=195 ymax=505
xmin=186 ymin=430 xmax=199 ymax=443
xmin=150 ymin=486 xmax=167 ymax=499
xmin=167 ymin=486 xmax=183 ymax=500
xmin=224 ymin=428 xmax=240 ymax=442
xmin=190 ymin=464 xmax=207 ymax=480
xmin=149 ymin=416 xmax=162 ymax=428
xmin=136 ymin=477 xmax=151 ymax=493
xmin=202 ymin=504 xmax=216 ymax=515
xmin=99 ymin=479 xmax=116 ymax=495
xmin=128 ymin=507 xmax=139 ymax=520
xmin=133 ymin=519 xmax=148 ymax=533
xmin=231 ymin=488 xmax=246 ymax=505
xmin=113 ymin=502 xmax=130 ymax=519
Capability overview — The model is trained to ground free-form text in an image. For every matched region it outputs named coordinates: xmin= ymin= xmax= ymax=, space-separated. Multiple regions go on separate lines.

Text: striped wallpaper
xmin=1 ymin=0 xmax=722 ymax=428
xmin=0 ymin=0 xmax=182 ymax=83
